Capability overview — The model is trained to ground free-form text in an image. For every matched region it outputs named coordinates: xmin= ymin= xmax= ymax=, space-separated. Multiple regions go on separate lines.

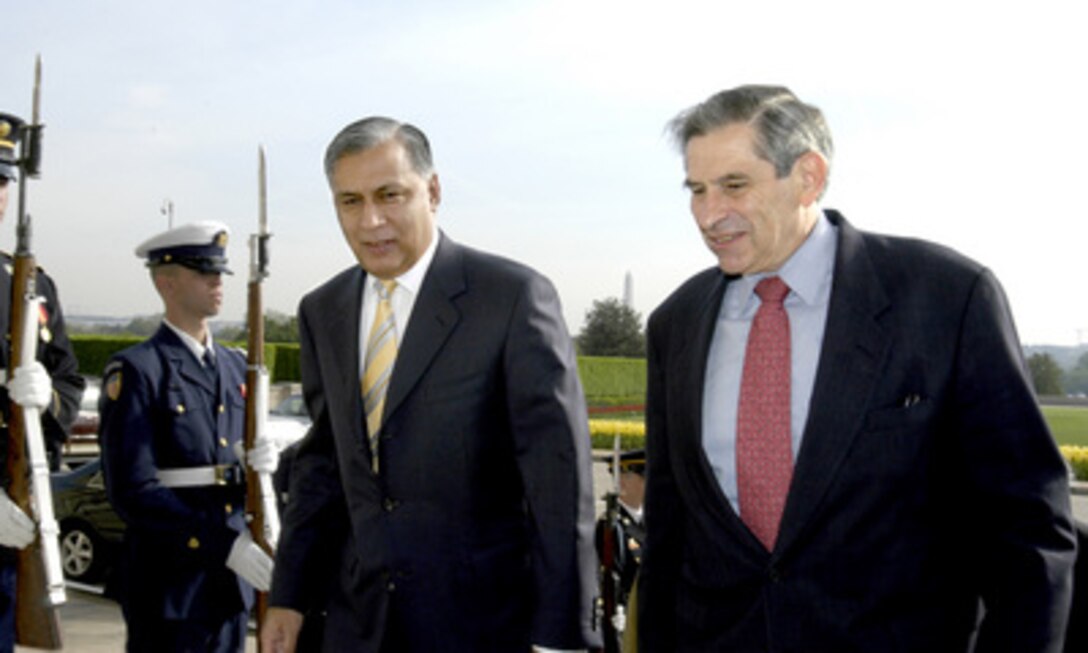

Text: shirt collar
xmin=162 ymin=318 xmax=213 ymax=363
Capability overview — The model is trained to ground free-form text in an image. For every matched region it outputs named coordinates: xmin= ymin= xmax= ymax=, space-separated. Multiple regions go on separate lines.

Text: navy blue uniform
xmin=99 ymin=324 xmax=252 ymax=653
xmin=0 ymin=257 xmax=84 ymax=653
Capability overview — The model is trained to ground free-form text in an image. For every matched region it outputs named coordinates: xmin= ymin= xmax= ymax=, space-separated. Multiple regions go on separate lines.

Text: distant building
xmin=623 ymin=271 xmax=634 ymax=310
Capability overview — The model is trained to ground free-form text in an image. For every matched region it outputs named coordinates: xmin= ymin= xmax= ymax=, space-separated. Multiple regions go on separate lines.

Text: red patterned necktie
xmin=736 ymin=276 xmax=793 ymax=550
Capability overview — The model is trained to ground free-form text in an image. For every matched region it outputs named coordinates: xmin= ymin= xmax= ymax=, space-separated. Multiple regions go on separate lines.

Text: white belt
xmin=156 ymin=464 xmax=244 ymax=488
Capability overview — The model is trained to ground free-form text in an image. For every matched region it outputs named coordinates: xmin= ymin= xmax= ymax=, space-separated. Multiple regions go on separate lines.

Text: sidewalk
xmin=14 ymin=586 xmax=259 ymax=652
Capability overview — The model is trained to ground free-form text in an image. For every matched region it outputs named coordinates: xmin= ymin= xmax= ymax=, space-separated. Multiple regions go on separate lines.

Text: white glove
xmin=0 ymin=488 xmax=35 ymax=549
xmin=233 ymin=438 xmax=280 ymax=475
xmin=226 ymin=531 xmax=274 ymax=591
xmin=8 ymin=361 xmax=53 ymax=410
xmin=611 ymin=605 xmax=627 ymax=632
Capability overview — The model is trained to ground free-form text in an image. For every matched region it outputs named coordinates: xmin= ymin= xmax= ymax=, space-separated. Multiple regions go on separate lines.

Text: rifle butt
xmin=13 ymin=543 xmax=63 ymax=649
xmin=6 ymin=255 xmax=64 ymax=649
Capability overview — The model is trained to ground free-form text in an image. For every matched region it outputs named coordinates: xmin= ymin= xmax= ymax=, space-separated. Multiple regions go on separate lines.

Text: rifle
xmin=243 ymin=145 xmax=279 ymax=648
xmin=596 ymin=433 xmax=623 ymax=653
xmin=4 ymin=55 xmax=65 ymax=650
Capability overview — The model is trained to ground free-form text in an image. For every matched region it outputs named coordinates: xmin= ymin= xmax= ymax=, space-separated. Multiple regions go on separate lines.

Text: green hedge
xmin=71 ymin=338 xmax=643 ymax=403
xmin=577 ymin=356 xmax=646 ymax=406
xmin=71 ymin=335 xmax=300 ymax=382
xmin=70 ymin=335 xmax=146 ymax=377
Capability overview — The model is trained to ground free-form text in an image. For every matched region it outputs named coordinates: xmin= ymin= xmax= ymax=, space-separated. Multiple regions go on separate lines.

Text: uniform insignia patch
xmin=106 ymin=370 xmax=122 ymax=401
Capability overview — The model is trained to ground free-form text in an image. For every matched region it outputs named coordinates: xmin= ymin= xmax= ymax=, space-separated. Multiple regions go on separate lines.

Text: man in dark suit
xmin=261 ymin=117 xmax=600 ymax=652
xmin=638 ymin=85 xmax=1076 ymax=652
xmin=100 ymin=221 xmax=274 ymax=652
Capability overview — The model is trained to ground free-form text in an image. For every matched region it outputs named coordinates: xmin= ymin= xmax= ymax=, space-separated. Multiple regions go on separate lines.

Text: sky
xmin=4 ymin=0 xmax=1087 ymax=346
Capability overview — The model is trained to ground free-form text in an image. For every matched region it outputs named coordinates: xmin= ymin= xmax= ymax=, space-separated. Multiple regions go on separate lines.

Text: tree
xmin=1027 ymin=352 xmax=1064 ymax=395
xmin=121 ymin=314 xmax=163 ymax=337
xmin=1063 ymin=352 xmax=1088 ymax=395
xmin=217 ymin=310 xmax=299 ymax=343
xmin=577 ymin=297 xmax=645 ymax=358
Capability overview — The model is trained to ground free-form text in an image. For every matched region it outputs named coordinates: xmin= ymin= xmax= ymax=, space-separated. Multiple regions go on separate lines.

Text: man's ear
xmin=795 ymin=151 xmax=828 ymax=206
xmin=428 ymin=173 xmax=441 ymax=210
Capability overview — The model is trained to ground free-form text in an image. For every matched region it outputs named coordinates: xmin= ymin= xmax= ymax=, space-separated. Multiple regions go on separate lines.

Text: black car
xmin=50 ymin=457 xmax=124 ymax=584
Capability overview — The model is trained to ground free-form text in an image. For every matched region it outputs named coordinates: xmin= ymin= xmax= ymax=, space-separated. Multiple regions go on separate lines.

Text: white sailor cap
xmin=135 ymin=221 xmax=232 ymax=274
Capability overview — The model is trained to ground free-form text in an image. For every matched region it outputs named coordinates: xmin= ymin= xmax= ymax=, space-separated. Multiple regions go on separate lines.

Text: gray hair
xmin=667 ymin=85 xmax=833 ymax=182
xmin=324 ymin=116 xmax=434 ymax=180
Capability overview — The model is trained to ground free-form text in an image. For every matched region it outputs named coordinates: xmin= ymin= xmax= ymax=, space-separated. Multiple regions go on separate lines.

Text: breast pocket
xmin=160 ymin=384 xmax=215 ymax=462
xmin=863 ymin=398 xmax=938 ymax=433
xmin=854 ymin=399 xmax=941 ymax=484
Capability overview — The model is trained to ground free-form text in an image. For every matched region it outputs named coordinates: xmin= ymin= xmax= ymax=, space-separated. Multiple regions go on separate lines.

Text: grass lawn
xmin=1042 ymin=405 xmax=1088 ymax=447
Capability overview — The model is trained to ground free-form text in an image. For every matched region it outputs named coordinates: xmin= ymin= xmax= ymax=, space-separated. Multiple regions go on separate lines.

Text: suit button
xmin=187 ymin=537 xmax=200 ymax=550
xmin=219 ymin=437 xmax=229 ymax=447
xmin=767 ymin=566 xmax=783 ymax=583
xmin=386 ymin=580 xmax=396 ymax=592
xmin=383 ymin=498 xmax=398 ymax=512
xmin=225 ymin=503 xmax=233 ymax=514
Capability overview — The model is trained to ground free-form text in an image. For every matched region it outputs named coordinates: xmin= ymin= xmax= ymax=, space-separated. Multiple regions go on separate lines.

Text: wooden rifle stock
xmin=243 ymin=280 xmax=271 ymax=641
xmin=6 ymin=253 xmax=64 ymax=650
xmin=243 ymin=146 xmax=277 ymax=650
xmin=4 ymin=55 xmax=64 ymax=650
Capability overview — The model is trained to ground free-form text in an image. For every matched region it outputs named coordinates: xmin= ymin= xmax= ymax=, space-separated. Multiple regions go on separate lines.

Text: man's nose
xmin=695 ymin=188 xmax=731 ymax=229
xmin=359 ymin=203 xmax=385 ymax=228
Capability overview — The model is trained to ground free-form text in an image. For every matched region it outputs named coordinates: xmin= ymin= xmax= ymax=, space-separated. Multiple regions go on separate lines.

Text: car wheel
xmin=60 ymin=520 xmax=106 ymax=584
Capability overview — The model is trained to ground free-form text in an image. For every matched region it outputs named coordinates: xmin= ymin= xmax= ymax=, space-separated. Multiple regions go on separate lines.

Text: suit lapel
xmin=383 ymin=234 xmax=462 ymax=423
xmin=776 ymin=213 xmax=891 ymax=551
xmin=671 ymin=272 xmax=754 ymax=533
xmin=321 ymin=267 xmax=366 ymax=455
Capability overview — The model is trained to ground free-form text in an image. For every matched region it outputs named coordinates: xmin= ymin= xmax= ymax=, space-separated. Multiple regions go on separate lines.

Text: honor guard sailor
xmin=99 ymin=221 xmax=277 ymax=653
xmin=0 ymin=111 xmax=85 ymax=653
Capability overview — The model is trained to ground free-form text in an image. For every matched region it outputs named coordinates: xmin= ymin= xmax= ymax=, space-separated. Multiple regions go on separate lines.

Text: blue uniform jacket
xmin=99 ymin=324 xmax=253 ymax=621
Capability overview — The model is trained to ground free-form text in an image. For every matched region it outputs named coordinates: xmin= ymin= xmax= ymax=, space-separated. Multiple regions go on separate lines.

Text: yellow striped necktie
xmin=362 ymin=279 xmax=398 ymax=472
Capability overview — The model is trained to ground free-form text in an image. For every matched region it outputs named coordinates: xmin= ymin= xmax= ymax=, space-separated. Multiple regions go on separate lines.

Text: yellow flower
xmin=1060 ymin=445 xmax=1088 ymax=481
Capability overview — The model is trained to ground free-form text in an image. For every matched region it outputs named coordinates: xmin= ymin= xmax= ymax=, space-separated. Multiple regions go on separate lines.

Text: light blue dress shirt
xmin=701 ymin=212 xmax=838 ymax=514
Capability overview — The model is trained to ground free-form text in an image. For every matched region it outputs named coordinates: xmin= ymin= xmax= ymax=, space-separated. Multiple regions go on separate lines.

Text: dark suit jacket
xmin=639 ymin=211 xmax=1076 ymax=652
xmin=100 ymin=325 xmax=252 ymax=623
xmin=270 ymin=233 xmax=600 ymax=652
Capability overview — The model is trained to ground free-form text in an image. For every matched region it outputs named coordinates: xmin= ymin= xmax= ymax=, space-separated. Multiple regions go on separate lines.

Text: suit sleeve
xmin=954 ymin=268 xmax=1076 ymax=651
xmin=503 ymin=272 xmax=601 ymax=650
xmin=637 ymin=307 xmax=682 ymax=652
xmin=268 ymin=297 xmax=350 ymax=612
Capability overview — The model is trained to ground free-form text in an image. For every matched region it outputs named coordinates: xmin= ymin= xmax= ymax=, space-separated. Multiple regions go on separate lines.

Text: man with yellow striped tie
xmin=262 ymin=117 xmax=601 ymax=653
